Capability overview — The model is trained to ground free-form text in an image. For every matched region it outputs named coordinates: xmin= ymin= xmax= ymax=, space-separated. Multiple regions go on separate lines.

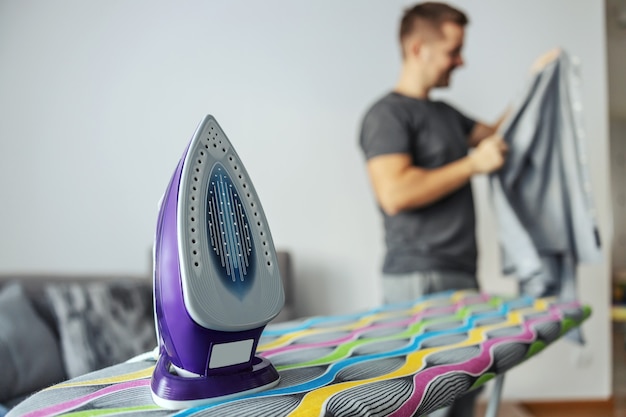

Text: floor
xmin=472 ymin=322 xmax=626 ymax=417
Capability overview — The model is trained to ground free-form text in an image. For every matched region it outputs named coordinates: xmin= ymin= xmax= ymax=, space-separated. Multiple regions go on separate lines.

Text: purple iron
xmin=151 ymin=115 xmax=285 ymax=409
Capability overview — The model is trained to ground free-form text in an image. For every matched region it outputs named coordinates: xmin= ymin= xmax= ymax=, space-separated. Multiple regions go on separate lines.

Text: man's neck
xmin=394 ymin=68 xmax=430 ymax=99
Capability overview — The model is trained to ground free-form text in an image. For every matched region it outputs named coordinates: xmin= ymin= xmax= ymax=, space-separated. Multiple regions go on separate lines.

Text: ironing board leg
xmin=484 ymin=374 xmax=505 ymax=417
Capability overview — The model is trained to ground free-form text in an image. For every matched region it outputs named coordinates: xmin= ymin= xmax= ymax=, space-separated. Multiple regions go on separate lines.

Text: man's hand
xmin=530 ymin=48 xmax=561 ymax=74
xmin=468 ymin=134 xmax=508 ymax=174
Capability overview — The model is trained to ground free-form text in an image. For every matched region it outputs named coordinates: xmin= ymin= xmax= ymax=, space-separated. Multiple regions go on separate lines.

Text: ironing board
xmin=8 ymin=290 xmax=590 ymax=417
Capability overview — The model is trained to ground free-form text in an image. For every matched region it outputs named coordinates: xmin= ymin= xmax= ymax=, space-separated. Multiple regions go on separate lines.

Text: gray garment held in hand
xmin=490 ymin=51 xmax=602 ymax=343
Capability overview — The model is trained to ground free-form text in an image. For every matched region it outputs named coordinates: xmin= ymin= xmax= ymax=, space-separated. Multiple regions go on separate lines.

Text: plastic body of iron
xmin=151 ymin=115 xmax=284 ymax=409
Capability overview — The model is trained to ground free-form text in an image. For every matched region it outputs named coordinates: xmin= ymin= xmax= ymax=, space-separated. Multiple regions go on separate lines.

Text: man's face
xmin=420 ymin=22 xmax=465 ymax=88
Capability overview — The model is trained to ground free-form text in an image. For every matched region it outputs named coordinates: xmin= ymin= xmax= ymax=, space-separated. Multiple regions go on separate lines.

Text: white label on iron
xmin=208 ymin=339 xmax=254 ymax=369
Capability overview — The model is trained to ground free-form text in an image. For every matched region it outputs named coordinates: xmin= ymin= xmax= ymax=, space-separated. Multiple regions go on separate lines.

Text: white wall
xmin=0 ymin=0 xmax=611 ymax=400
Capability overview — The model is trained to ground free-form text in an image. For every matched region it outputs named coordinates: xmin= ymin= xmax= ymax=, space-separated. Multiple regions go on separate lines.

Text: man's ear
xmin=408 ymin=37 xmax=429 ymax=61
xmin=408 ymin=38 xmax=422 ymax=59
xmin=419 ymin=41 xmax=433 ymax=61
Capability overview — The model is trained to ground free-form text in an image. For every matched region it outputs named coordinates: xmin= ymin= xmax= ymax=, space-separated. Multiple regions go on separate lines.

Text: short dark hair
xmin=399 ymin=2 xmax=468 ymax=44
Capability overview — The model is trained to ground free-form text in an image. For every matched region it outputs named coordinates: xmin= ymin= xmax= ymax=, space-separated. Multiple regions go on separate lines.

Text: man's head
xmin=399 ymin=2 xmax=468 ymax=89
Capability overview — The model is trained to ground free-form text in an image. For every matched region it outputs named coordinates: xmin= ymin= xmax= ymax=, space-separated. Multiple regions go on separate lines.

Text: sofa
xmin=0 ymin=251 xmax=294 ymax=413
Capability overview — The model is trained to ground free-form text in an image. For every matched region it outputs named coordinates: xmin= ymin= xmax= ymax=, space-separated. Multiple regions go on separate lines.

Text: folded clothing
xmin=0 ymin=283 xmax=65 ymax=403
xmin=45 ymin=281 xmax=156 ymax=379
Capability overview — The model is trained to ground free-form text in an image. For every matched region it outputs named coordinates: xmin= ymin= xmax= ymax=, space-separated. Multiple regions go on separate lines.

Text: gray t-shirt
xmin=359 ymin=92 xmax=477 ymax=274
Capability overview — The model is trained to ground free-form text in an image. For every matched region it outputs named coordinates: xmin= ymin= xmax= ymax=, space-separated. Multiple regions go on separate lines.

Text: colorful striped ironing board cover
xmin=9 ymin=290 xmax=590 ymax=417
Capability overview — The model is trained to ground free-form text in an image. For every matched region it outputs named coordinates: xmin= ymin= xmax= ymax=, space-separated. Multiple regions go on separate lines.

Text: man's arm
xmin=468 ymin=109 xmax=511 ymax=147
xmin=367 ymin=136 xmax=507 ymax=215
xmin=469 ymin=49 xmax=561 ymax=147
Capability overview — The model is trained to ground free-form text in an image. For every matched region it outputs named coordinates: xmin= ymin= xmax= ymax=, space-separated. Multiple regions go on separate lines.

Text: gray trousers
xmin=382 ymin=270 xmax=480 ymax=417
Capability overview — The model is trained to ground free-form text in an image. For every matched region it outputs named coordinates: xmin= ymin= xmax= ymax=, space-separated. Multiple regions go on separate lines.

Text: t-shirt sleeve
xmin=359 ymin=101 xmax=411 ymax=160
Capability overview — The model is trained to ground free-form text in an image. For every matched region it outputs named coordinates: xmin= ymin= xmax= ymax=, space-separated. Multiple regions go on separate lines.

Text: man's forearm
xmin=379 ymin=156 xmax=475 ymax=215
xmin=368 ymin=138 xmax=506 ymax=216
xmin=469 ymin=107 xmax=512 ymax=147
xmin=494 ymin=106 xmax=512 ymax=132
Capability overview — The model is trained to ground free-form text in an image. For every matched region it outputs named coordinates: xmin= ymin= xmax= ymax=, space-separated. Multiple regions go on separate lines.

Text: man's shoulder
xmin=432 ymin=99 xmax=470 ymax=118
xmin=431 ymin=99 xmax=459 ymax=112
xmin=364 ymin=92 xmax=425 ymax=122
xmin=368 ymin=91 xmax=420 ymax=109
xmin=366 ymin=91 xmax=397 ymax=111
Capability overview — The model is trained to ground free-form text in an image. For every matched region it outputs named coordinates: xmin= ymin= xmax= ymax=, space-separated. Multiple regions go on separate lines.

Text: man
xmin=360 ymin=2 xmax=508 ymax=304
xmin=359 ymin=3 xmax=508 ymax=416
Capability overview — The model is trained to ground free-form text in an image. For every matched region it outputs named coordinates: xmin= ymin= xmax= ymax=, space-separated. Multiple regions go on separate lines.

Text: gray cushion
xmin=0 ymin=283 xmax=65 ymax=402
xmin=45 ymin=282 xmax=156 ymax=379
